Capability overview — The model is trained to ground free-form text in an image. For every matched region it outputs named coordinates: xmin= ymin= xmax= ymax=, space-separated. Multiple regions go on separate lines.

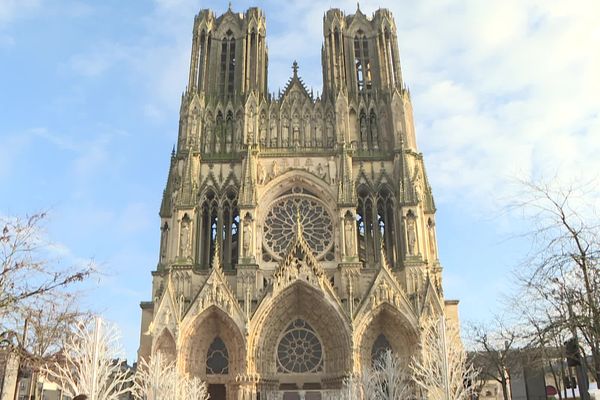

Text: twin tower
xmin=139 ymin=5 xmax=456 ymax=400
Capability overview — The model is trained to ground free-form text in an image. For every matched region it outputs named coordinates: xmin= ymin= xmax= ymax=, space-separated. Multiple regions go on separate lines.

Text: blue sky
xmin=1 ymin=0 xmax=599 ymax=361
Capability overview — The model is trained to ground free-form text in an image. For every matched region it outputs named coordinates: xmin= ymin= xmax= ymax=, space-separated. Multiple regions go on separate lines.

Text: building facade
xmin=138 ymin=5 xmax=458 ymax=400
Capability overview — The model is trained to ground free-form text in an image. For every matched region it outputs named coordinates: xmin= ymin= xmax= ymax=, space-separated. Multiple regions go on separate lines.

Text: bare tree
xmin=511 ymin=179 xmax=600 ymax=383
xmin=0 ymin=212 xmax=95 ymax=315
xmin=343 ymin=349 xmax=413 ymax=400
xmin=134 ymin=352 xmax=208 ymax=400
xmin=468 ymin=319 xmax=522 ymax=400
xmin=1 ymin=297 xmax=91 ymax=399
xmin=133 ymin=352 xmax=175 ymax=400
xmin=43 ymin=317 xmax=133 ymax=400
xmin=411 ymin=316 xmax=478 ymax=400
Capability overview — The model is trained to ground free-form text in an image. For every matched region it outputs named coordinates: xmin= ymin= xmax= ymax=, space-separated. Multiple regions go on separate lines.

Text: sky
xmin=1 ymin=0 xmax=599 ymax=361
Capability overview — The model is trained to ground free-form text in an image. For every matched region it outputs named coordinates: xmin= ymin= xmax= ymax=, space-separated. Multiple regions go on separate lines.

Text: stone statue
xmin=226 ymin=118 xmax=234 ymax=152
xmin=428 ymin=220 xmax=436 ymax=259
xmin=271 ymin=160 xmax=280 ymax=178
xmin=360 ymin=115 xmax=368 ymax=148
xmin=292 ymin=113 xmax=300 ymax=145
xmin=370 ymin=113 xmax=379 ymax=149
xmin=316 ymin=163 xmax=325 ymax=180
xmin=160 ymin=223 xmax=169 ymax=262
xmin=260 ymin=114 xmax=267 ymax=145
xmin=204 ymin=123 xmax=213 ymax=153
xmin=257 ymin=162 xmax=267 ymax=184
xmin=304 ymin=114 xmax=311 ymax=146
xmin=282 ymin=118 xmax=289 ymax=146
xmin=304 ymin=158 xmax=313 ymax=173
xmin=315 ymin=118 xmax=323 ymax=147
xmin=328 ymin=157 xmax=337 ymax=184
xmin=243 ymin=219 xmax=253 ymax=257
xmin=326 ymin=119 xmax=334 ymax=146
xmin=270 ymin=119 xmax=277 ymax=146
xmin=406 ymin=217 xmax=416 ymax=256
xmin=215 ymin=131 xmax=222 ymax=153
xmin=179 ymin=218 xmax=191 ymax=258
xmin=344 ymin=216 xmax=355 ymax=257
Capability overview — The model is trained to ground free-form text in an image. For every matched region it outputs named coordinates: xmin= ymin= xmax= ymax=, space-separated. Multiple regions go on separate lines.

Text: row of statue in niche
xmin=199 ymin=112 xmax=337 ymax=154
xmin=192 ymin=110 xmax=382 ymax=154
xmin=256 ymin=157 xmax=337 ymax=186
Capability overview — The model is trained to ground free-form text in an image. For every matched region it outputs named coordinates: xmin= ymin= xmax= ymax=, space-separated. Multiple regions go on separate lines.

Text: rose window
xmin=263 ymin=193 xmax=333 ymax=260
xmin=277 ymin=319 xmax=323 ymax=373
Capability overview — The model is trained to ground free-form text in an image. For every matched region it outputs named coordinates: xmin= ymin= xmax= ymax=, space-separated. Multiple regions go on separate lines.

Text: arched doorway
xmin=250 ymin=281 xmax=352 ymax=398
xmin=180 ymin=306 xmax=246 ymax=400
xmin=357 ymin=304 xmax=418 ymax=370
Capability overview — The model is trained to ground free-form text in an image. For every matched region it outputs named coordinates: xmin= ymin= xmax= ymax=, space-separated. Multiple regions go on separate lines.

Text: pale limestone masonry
xmin=138 ymin=5 xmax=458 ymax=400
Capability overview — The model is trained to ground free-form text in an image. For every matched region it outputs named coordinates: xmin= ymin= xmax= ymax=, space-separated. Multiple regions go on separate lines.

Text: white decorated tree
xmin=410 ymin=316 xmax=478 ymax=400
xmin=43 ymin=317 xmax=133 ymax=400
xmin=134 ymin=351 xmax=208 ymax=400
xmin=343 ymin=349 xmax=414 ymax=400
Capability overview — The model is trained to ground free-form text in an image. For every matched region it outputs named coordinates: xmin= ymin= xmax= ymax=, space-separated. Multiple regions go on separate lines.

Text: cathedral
xmin=138 ymin=5 xmax=459 ymax=400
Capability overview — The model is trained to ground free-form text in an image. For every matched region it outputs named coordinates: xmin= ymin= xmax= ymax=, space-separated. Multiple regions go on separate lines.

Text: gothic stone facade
xmin=138 ymin=6 xmax=459 ymax=400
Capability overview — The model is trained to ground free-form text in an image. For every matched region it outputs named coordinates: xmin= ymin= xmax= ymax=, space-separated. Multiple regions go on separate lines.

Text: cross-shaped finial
xmin=228 ymin=2 xmax=232 ymax=11
xmin=292 ymin=60 xmax=299 ymax=76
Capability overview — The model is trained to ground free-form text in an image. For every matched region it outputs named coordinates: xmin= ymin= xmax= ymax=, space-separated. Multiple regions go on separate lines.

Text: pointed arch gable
xmin=182 ymin=263 xmax=245 ymax=331
xmin=354 ymin=266 xmax=418 ymax=337
xmin=153 ymin=327 xmax=177 ymax=364
xmin=150 ymin=278 xmax=181 ymax=338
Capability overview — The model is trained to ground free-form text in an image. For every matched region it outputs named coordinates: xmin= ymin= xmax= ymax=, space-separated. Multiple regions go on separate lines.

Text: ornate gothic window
xmin=277 ymin=319 xmax=323 ymax=373
xmin=206 ymin=337 xmax=229 ymax=374
xmin=263 ymin=189 xmax=334 ymax=261
xmin=197 ymin=190 xmax=239 ymax=269
xmin=371 ymin=334 xmax=391 ymax=365
xmin=354 ymin=31 xmax=371 ymax=92
xmin=357 ymin=187 xmax=397 ymax=266
xmin=220 ymin=30 xmax=236 ymax=97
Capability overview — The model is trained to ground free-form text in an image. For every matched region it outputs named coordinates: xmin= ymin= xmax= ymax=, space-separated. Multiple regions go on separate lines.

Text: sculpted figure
xmin=179 ymin=218 xmax=191 ymax=258
xmin=344 ymin=216 xmax=355 ymax=256
xmin=316 ymin=163 xmax=325 ymax=180
xmin=406 ymin=217 xmax=417 ymax=256
xmin=370 ymin=113 xmax=379 ymax=149
xmin=243 ymin=219 xmax=253 ymax=257
xmin=328 ymin=157 xmax=337 ymax=184
xmin=281 ymin=118 xmax=289 ymax=146
xmin=315 ymin=117 xmax=323 ymax=147
xmin=292 ymin=114 xmax=300 ymax=145
xmin=260 ymin=114 xmax=267 ymax=145
xmin=428 ymin=220 xmax=436 ymax=259
xmin=257 ymin=162 xmax=267 ymax=185
xmin=270 ymin=119 xmax=277 ymax=146
xmin=360 ymin=115 xmax=368 ymax=148
xmin=326 ymin=119 xmax=334 ymax=146
xmin=271 ymin=160 xmax=280 ymax=178
xmin=160 ymin=223 xmax=169 ymax=262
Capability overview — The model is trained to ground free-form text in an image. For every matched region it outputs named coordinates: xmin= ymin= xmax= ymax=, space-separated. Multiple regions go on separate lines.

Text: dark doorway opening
xmin=208 ymin=384 xmax=226 ymax=400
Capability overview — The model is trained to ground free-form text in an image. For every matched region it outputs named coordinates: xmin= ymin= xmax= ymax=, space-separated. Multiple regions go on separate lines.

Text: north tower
xmin=139 ymin=5 xmax=457 ymax=400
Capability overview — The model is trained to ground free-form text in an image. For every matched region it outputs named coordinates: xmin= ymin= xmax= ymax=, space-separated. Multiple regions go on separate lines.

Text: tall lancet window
xmin=197 ymin=31 xmax=206 ymax=90
xmin=220 ymin=30 xmax=236 ymax=97
xmin=222 ymin=188 xmax=239 ymax=269
xmin=354 ymin=30 xmax=371 ymax=92
xmin=385 ymin=28 xmax=397 ymax=87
